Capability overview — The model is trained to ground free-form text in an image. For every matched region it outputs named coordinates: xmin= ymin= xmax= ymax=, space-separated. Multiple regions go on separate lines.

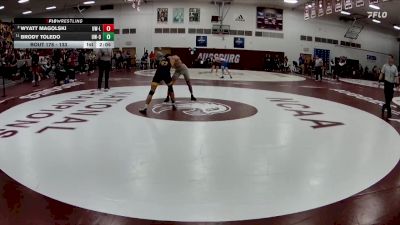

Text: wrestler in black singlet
xmin=152 ymin=55 xmax=172 ymax=85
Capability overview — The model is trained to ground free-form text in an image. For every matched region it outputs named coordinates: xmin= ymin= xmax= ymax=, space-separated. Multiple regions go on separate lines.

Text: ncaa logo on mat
xmin=126 ymin=98 xmax=258 ymax=122
xmin=152 ymin=101 xmax=231 ymax=116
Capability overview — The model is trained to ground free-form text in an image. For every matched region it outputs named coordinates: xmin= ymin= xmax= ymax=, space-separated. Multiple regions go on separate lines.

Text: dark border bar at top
xmin=14 ymin=18 xmax=114 ymax=24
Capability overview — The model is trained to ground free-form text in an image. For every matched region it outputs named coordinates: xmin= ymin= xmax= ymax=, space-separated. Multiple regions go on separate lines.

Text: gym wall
xmin=26 ymin=1 xmax=399 ymax=68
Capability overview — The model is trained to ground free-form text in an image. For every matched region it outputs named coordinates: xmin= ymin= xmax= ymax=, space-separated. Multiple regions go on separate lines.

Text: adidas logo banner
xmin=235 ymin=15 xmax=245 ymax=22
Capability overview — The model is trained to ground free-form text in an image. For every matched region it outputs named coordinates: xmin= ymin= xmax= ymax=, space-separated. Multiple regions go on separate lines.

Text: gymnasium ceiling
xmin=0 ymin=0 xmax=399 ymax=35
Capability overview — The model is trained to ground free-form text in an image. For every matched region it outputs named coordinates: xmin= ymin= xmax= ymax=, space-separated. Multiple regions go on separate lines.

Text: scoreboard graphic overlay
xmin=13 ymin=18 xmax=114 ymax=49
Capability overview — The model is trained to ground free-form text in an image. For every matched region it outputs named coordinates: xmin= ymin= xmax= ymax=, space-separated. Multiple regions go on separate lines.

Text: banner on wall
xmin=304 ymin=5 xmax=310 ymax=20
xmin=367 ymin=55 xmax=377 ymax=61
xmin=189 ymin=8 xmax=201 ymax=22
xmin=318 ymin=0 xmax=325 ymax=17
xmin=171 ymin=48 xmax=285 ymax=70
xmin=311 ymin=2 xmax=317 ymax=19
xmin=234 ymin=14 xmax=246 ymax=22
xmin=356 ymin=0 xmax=365 ymax=7
xmin=196 ymin=36 xmax=207 ymax=47
xmin=344 ymin=0 xmax=353 ymax=10
xmin=314 ymin=48 xmax=331 ymax=64
xmin=335 ymin=0 xmax=342 ymax=12
xmin=369 ymin=0 xmax=378 ymax=4
xmin=157 ymin=8 xmax=168 ymax=23
xmin=173 ymin=8 xmax=184 ymax=23
xmin=197 ymin=52 xmax=241 ymax=64
xmin=326 ymin=0 xmax=333 ymax=14
xmin=234 ymin=37 xmax=245 ymax=48
xmin=256 ymin=7 xmax=283 ymax=30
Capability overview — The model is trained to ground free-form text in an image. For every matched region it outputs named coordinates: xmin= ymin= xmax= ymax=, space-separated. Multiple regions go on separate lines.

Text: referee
xmin=97 ymin=48 xmax=112 ymax=91
xmin=380 ymin=55 xmax=399 ymax=119
xmin=314 ymin=56 xmax=323 ymax=81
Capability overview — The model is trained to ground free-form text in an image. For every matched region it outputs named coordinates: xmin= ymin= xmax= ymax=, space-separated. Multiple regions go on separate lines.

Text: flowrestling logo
xmin=20 ymin=82 xmax=84 ymax=99
xmin=367 ymin=11 xmax=388 ymax=19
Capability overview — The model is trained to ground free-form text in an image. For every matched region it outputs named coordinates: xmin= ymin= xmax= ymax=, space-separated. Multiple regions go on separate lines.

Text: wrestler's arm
xmin=169 ymin=55 xmax=180 ymax=67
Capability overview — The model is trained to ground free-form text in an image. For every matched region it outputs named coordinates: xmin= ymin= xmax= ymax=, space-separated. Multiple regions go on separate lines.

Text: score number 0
xmin=103 ymin=24 xmax=114 ymax=32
